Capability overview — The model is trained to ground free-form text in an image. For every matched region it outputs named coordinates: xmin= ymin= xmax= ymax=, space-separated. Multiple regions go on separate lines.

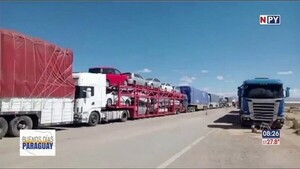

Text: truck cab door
xmin=83 ymin=87 xmax=95 ymax=113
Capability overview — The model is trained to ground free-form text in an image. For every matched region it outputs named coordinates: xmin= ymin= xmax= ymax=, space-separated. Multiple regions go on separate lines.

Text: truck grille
xmin=252 ymin=102 xmax=274 ymax=121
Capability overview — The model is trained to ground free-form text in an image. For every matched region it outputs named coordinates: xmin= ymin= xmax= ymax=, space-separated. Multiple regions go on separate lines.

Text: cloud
xmin=277 ymin=71 xmax=293 ymax=75
xmin=201 ymin=70 xmax=208 ymax=73
xmin=290 ymin=88 xmax=300 ymax=98
xmin=216 ymin=76 xmax=224 ymax=80
xmin=180 ymin=76 xmax=196 ymax=84
xmin=137 ymin=68 xmax=152 ymax=73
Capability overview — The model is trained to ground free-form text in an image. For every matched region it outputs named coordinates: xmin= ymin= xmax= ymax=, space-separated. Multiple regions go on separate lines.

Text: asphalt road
xmin=1 ymin=108 xmax=300 ymax=168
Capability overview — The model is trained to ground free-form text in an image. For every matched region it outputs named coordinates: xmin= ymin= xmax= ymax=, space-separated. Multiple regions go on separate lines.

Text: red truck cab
xmin=88 ymin=67 xmax=128 ymax=86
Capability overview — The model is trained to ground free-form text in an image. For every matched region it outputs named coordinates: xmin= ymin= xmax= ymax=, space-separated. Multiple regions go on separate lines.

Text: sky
xmin=0 ymin=2 xmax=299 ymax=97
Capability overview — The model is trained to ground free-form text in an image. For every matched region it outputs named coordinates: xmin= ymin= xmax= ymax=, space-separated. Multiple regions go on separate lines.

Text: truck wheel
xmin=8 ymin=116 xmax=33 ymax=137
xmin=88 ymin=112 xmax=100 ymax=126
xmin=0 ymin=117 xmax=8 ymax=138
xmin=120 ymin=111 xmax=128 ymax=122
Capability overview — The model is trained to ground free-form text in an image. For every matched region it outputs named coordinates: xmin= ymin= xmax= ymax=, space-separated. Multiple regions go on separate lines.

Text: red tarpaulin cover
xmin=0 ymin=29 xmax=75 ymax=98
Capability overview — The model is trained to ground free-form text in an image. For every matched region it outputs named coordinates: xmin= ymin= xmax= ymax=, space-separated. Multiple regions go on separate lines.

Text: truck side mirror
xmin=285 ymin=87 xmax=290 ymax=98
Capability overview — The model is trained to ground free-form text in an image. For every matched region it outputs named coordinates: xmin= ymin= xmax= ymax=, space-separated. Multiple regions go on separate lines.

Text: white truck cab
xmin=73 ymin=72 xmax=129 ymax=126
xmin=73 ymin=73 xmax=106 ymax=126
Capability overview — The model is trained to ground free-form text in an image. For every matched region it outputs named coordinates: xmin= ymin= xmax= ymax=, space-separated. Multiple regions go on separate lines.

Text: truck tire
xmin=88 ymin=112 xmax=100 ymax=126
xmin=8 ymin=116 xmax=33 ymax=137
xmin=0 ymin=117 xmax=8 ymax=138
xmin=120 ymin=111 xmax=128 ymax=122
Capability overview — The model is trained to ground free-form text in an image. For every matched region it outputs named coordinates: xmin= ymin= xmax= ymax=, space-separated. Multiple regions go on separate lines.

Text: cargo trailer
xmin=178 ymin=86 xmax=209 ymax=112
xmin=0 ymin=29 xmax=75 ymax=137
xmin=208 ymin=93 xmax=220 ymax=109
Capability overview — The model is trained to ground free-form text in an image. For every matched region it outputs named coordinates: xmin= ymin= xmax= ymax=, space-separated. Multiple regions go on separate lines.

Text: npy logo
xmin=20 ymin=130 xmax=56 ymax=156
xmin=259 ymin=15 xmax=281 ymax=25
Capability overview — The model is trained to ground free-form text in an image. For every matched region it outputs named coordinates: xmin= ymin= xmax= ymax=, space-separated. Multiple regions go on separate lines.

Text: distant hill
xmin=285 ymin=97 xmax=300 ymax=102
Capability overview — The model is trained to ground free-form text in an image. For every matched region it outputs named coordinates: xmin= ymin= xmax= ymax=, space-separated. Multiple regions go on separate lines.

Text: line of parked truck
xmin=0 ymin=29 xmax=233 ymax=138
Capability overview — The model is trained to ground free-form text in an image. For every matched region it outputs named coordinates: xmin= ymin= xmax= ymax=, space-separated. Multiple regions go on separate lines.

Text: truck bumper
xmin=240 ymin=114 xmax=284 ymax=129
xmin=74 ymin=113 xmax=89 ymax=124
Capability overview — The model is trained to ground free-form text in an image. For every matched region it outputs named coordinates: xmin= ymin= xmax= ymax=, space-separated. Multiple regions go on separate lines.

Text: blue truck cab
xmin=237 ymin=78 xmax=290 ymax=129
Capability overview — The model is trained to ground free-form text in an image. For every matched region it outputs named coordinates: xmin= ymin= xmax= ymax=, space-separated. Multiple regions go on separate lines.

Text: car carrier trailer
xmin=73 ymin=77 xmax=187 ymax=124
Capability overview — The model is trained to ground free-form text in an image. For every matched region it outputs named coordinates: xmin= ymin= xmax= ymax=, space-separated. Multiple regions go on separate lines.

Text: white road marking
xmin=156 ymin=129 xmax=218 ymax=169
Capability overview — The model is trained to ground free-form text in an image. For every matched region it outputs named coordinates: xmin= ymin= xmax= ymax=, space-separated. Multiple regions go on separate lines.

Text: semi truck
xmin=219 ymin=97 xmax=234 ymax=108
xmin=219 ymin=97 xmax=227 ymax=108
xmin=224 ymin=97 xmax=234 ymax=107
xmin=0 ymin=29 xmax=187 ymax=138
xmin=237 ymin=78 xmax=290 ymax=129
xmin=178 ymin=86 xmax=209 ymax=112
xmin=208 ymin=93 xmax=220 ymax=109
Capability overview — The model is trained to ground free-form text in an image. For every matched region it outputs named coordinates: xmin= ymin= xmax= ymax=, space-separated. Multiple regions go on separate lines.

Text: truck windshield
xmin=244 ymin=84 xmax=283 ymax=98
xmin=89 ymin=68 xmax=113 ymax=74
